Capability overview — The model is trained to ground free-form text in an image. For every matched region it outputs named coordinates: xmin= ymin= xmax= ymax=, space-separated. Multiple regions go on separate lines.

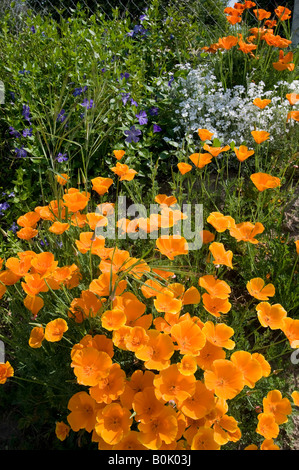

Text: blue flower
xmin=56 ymin=152 xmax=68 ymax=162
xmin=0 ymin=202 xmax=10 ymax=216
xmin=124 ymin=126 xmax=142 ymax=143
xmin=22 ymin=127 xmax=33 ymax=137
xmin=81 ymin=98 xmax=94 ymax=109
xmin=121 ymin=92 xmax=131 ymax=105
xmin=136 ymin=110 xmax=148 ymax=125
xmin=9 ymin=127 xmax=22 ymax=139
xmin=120 ymin=72 xmax=130 ymax=80
xmin=14 ymin=146 xmax=27 ymax=158
xmin=30 ymin=26 xmax=36 ymax=33
xmin=57 ymin=109 xmax=67 ymax=122
xmin=22 ymin=105 xmax=31 ymax=122
xmin=130 ymin=98 xmax=138 ymax=107
xmin=19 ymin=69 xmax=30 ymax=75
xmin=149 ymin=107 xmax=159 ymax=116
xmin=168 ymin=75 xmax=174 ymax=87
xmin=73 ymin=86 xmax=88 ymax=97
xmin=8 ymin=222 xmax=18 ymax=233
xmin=153 ymin=124 xmax=162 ymax=133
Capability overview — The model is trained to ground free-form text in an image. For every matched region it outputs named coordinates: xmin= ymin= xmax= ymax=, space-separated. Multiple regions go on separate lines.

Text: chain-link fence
xmin=0 ymin=0 xmax=298 ymax=43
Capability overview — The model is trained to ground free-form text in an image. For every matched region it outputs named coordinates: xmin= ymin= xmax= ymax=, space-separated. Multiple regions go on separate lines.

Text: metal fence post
xmin=292 ymin=0 xmax=299 ymax=45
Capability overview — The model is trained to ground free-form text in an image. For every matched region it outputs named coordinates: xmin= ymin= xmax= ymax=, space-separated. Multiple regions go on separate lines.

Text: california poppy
xmin=170 ymin=318 xmax=206 ymax=355
xmin=209 ymin=242 xmax=233 ymax=269
xmin=253 ymin=8 xmax=271 ymax=20
xmin=154 ymin=363 xmax=196 ymax=403
xmin=28 ymin=325 xmax=45 ymax=348
xmin=207 ymin=212 xmax=235 ymax=233
xmin=274 ymin=5 xmax=292 ymax=21
xmin=253 ymin=98 xmax=271 ymax=109
xmin=0 ymin=361 xmax=14 ymax=384
xmin=203 ymin=143 xmax=231 ymax=157
xmin=286 ymin=93 xmax=299 ymax=106
xmin=198 ymin=129 xmax=214 ymax=141
xmin=156 ymin=235 xmax=188 ymax=260
xmin=246 ymin=277 xmax=275 ymax=300
xmin=179 ymin=380 xmax=215 ymax=420
xmin=177 ymin=162 xmax=192 ymax=175
xmin=44 ymin=318 xmax=68 ymax=342
xmin=191 ymin=427 xmax=221 ymax=450
xmin=56 ymin=173 xmax=69 ymax=185
xmin=229 ymin=221 xmax=264 ymax=244
xmin=199 ymin=274 xmax=231 ymax=299
xmin=234 ymin=145 xmax=254 ymax=162
xmin=273 ymin=50 xmax=295 ymax=71
xmin=202 ymin=293 xmax=231 ymax=317
xmin=189 ymin=153 xmax=213 ymax=169
xmin=135 ymin=329 xmax=175 ymax=370
xmin=111 ymin=162 xmax=137 ymax=181
xmin=256 ymin=302 xmax=287 ymax=329
xmin=71 ymin=346 xmax=112 ymax=386
xmin=67 ymin=391 xmax=99 ymax=433
xmin=113 ymin=149 xmax=125 ymax=160
xmin=49 ymin=221 xmax=70 ymax=234
xmin=202 ymin=321 xmax=235 ymax=350
xmin=137 ymin=406 xmax=178 ymax=450
xmin=218 ymin=35 xmax=238 ymax=50
xmin=95 ymin=403 xmax=132 ymax=445
xmin=196 ymin=341 xmax=226 ymax=371
xmin=55 ymin=422 xmax=70 ymax=441
xmin=256 ymin=413 xmax=279 ymax=439
xmin=281 ymin=317 xmax=299 ymax=348
xmin=251 ymin=130 xmax=270 ymax=144
xmin=89 ymin=363 xmax=126 ymax=404
xmin=204 ymin=359 xmax=244 ymax=399
xmin=230 ymin=351 xmax=263 ymax=388
xmin=250 ymin=172 xmax=281 ymax=191
xmin=263 ymin=390 xmax=292 ymax=424
xmin=63 ymin=189 xmax=90 ymax=212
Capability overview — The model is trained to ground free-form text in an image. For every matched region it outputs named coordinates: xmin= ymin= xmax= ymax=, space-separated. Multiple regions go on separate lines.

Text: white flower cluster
xmin=170 ymin=64 xmax=299 ymax=147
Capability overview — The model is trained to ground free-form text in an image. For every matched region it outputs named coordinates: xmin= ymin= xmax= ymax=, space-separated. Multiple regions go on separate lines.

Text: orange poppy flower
xmin=170 ymin=318 xmax=206 ymax=356
xmin=287 ymin=110 xmax=299 ymax=122
xmin=138 ymin=405 xmax=178 ymax=450
xmin=253 ymin=8 xmax=271 ymax=20
xmin=246 ymin=277 xmax=275 ymax=300
xmin=230 ymin=351 xmax=263 ymax=388
xmin=256 ymin=413 xmax=279 ymax=439
xmin=251 ymin=130 xmax=270 ymax=144
xmin=263 ymin=390 xmax=292 ymax=424
xmin=256 ymin=302 xmax=287 ymax=329
xmin=291 ymin=391 xmax=299 ymax=406
xmin=234 ymin=145 xmax=255 ymax=162
xmin=274 ymin=5 xmax=292 ymax=21
xmin=17 ymin=211 xmax=40 ymax=228
xmin=295 ymin=240 xmax=299 ymax=255
xmin=252 ymin=352 xmax=271 ymax=377
xmin=253 ymin=98 xmax=271 ymax=109
xmin=113 ymin=292 xmax=150 ymax=329
xmin=177 ymin=162 xmax=192 ymax=175
xmin=71 ymin=346 xmax=112 ymax=386
xmin=154 ymin=291 xmax=182 ymax=315
xmin=55 ymin=422 xmax=70 ymax=441
xmin=196 ymin=341 xmax=226 ymax=371
xmin=16 ymin=227 xmax=38 ymax=240
xmin=49 ymin=221 xmax=70 ymax=234
xmin=28 ymin=326 xmax=45 ymax=348
xmin=260 ymin=438 xmax=280 ymax=450
xmin=111 ymin=162 xmax=137 ymax=181
xmin=238 ymin=36 xmax=257 ymax=54
xmin=132 ymin=386 xmax=165 ymax=423
xmin=218 ymin=35 xmax=238 ymax=50
xmin=31 ymin=252 xmax=58 ymax=277
xmin=286 ymin=93 xmax=299 ymax=106
xmin=202 ymin=321 xmax=235 ymax=350
xmin=207 ymin=212 xmax=236 ymax=232
xmin=204 ymin=359 xmax=245 ymax=399
xmin=154 ymin=363 xmax=196 ymax=403
xmin=199 ymin=274 xmax=231 ymax=299
xmin=70 ymin=211 xmax=87 ymax=228
xmin=191 ymin=427 xmax=221 ymax=450
xmin=89 ymin=272 xmax=127 ymax=298
xmin=250 ymin=172 xmax=281 ymax=191
xmin=91 ymin=177 xmax=114 ymax=196
xmin=273 ymin=50 xmax=295 ymax=71
xmin=67 ymin=391 xmax=99 ymax=433
xmin=244 ymin=1 xmax=256 ymax=8
xmin=120 ymin=369 xmax=155 ymax=409
xmin=0 ymin=284 xmax=6 ymax=299
xmin=113 ymin=431 xmax=147 ymax=450
xmin=89 ymin=363 xmax=126 ymax=404
xmin=56 ymin=173 xmax=69 ymax=185
xmin=24 ymin=294 xmax=44 ymax=317
xmin=189 ymin=152 xmax=213 ymax=169
xmin=155 ymin=194 xmax=177 ymax=207
xmin=202 ymin=293 xmax=231 ymax=317
xmin=156 ymin=235 xmax=188 ymax=260
xmin=197 ymin=129 xmax=214 ymax=141
xmin=281 ymin=317 xmax=299 ymax=348
xmin=178 ymin=355 xmax=198 ymax=376
xmin=135 ymin=329 xmax=175 ymax=370
xmin=44 ymin=318 xmax=68 ymax=342
xmin=95 ymin=403 xmax=132 ymax=445
xmin=5 ymin=255 xmax=32 ymax=277
xmin=123 ymin=326 xmax=149 ymax=352
xmin=21 ymin=273 xmax=49 ymax=296
xmin=229 ymin=221 xmax=264 ymax=244
xmin=182 ymin=286 xmax=201 ymax=305
xmin=0 ymin=361 xmax=14 ymax=384
xmin=101 ymin=308 xmax=127 ymax=331
xmin=113 ymin=149 xmax=125 ymax=160
xmin=200 ymin=230 xmax=215 ymax=244
xmin=75 ymin=232 xmax=105 ymax=254
xmin=179 ymin=380 xmax=215 ymax=419
xmin=203 ymin=144 xmax=231 ymax=157
xmin=63 ymin=189 xmax=90 ymax=212
xmin=209 ymin=242 xmax=233 ymax=269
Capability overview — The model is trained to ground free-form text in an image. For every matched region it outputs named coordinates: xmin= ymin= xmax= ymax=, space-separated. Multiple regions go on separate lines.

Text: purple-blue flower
xmin=19 ymin=69 xmax=30 ymax=75
xmin=149 ymin=107 xmax=159 ymax=116
xmin=168 ymin=75 xmax=175 ymax=87
xmin=14 ymin=146 xmax=27 ymax=158
xmin=22 ymin=127 xmax=33 ymax=138
xmin=153 ymin=124 xmax=162 ymax=133
xmin=136 ymin=110 xmax=148 ymax=125
xmin=30 ymin=26 xmax=36 ymax=33
xmin=124 ymin=126 xmax=142 ymax=143
xmin=8 ymin=222 xmax=18 ymax=233
xmin=73 ymin=86 xmax=88 ymax=97
xmin=130 ymin=98 xmax=138 ymax=107
xmin=81 ymin=98 xmax=94 ymax=109
xmin=22 ymin=105 xmax=31 ymax=122
xmin=120 ymin=72 xmax=130 ymax=80
xmin=9 ymin=127 xmax=21 ymax=139
xmin=121 ymin=92 xmax=131 ymax=105
xmin=57 ymin=109 xmax=67 ymax=122
xmin=56 ymin=152 xmax=68 ymax=162
xmin=0 ymin=202 xmax=10 ymax=215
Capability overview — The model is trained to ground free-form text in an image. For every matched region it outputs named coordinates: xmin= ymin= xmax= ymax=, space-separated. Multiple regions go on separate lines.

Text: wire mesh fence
xmin=0 ymin=0 xmax=298 ymax=44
